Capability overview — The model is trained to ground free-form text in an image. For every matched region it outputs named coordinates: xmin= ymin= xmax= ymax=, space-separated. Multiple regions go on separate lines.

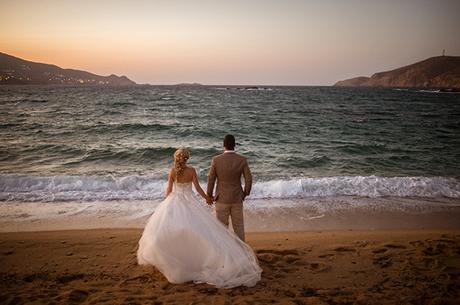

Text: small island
xmin=334 ymin=55 xmax=460 ymax=89
xmin=0 ymin=52 xmax=136 ymax=86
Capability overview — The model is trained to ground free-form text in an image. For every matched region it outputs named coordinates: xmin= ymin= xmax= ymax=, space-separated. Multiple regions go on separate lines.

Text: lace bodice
xmin=173 ymin=182 xmax=193 ymax=193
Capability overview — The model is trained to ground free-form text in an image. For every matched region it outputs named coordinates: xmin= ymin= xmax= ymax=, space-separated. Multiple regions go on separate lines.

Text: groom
xmin=207 ymin=134 xmax=252 ymax=241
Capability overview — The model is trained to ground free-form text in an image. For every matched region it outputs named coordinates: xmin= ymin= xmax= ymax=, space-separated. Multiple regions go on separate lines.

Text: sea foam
xmin=1 ymin=174 xmax=459 ymax=202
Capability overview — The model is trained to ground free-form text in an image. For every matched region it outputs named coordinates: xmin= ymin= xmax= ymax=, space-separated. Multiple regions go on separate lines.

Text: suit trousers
xmin=215 ymin=202 xmax=245 ymax=241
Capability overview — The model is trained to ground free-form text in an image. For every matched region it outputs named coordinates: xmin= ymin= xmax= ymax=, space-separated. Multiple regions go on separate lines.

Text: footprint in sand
xmin=256 ymin=249 xmax=301 ymax=265
xmin=373 ymin=254 xmax=392 ymax=268
xmin=280 ymin=267 xmax=299 ymax=274
xmin=257 ymin=253 xmax=281 ymax=264
xmin=285 ymin=254 xmax=301 ymax=264
xmin=422 ymin=245 xmax=444 ymax=256
xmin=383 ymin=243 xmax=406 ymax=249
xmin=67 ymin=289 xmax=89 ymax=303
xmin=305 ymin=262 xmax=331 ymax=273
xmin=372 ymin=248 xmax=388 ymax=254
xmin=355 ymin=240 xmax=369 ymax=247
xmin=435 ymin=238 xmax=457 ymax=244
xmin=198 ymin=287 xmax=218 ymax=295
xmin=333 ymin=246 xmax=356 ymax=252
xmin=318 ymin=253 xmax=334 ymax=259
xmin=409 ymin=240 xmax=424 ymax=247
xmin=57 ymin=273 xmax=85 ymax=284
xmin=257 ymin=249 xmax=301 ymax=256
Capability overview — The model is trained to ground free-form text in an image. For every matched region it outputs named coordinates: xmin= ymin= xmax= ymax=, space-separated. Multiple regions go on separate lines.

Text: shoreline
xmin=1 ymin=196 xmax=460 ymax=233
xmin=1 ymin=228 xmax=459 ymax=304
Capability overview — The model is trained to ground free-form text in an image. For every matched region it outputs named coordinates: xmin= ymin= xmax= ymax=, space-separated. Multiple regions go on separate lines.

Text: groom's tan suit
xmin=207 ymin=151 xmax=252 ymax=241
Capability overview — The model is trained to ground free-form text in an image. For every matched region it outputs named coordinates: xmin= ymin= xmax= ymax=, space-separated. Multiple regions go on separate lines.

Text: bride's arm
xmin=192 ymin=169 xmax=210 ymax=201
xmin=165 ymin=168 xmax=174 ymax=197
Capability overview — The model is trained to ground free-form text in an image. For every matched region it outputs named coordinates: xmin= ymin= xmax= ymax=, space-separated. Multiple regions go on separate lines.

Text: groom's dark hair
xmin=223 ymin=134 xmax=235 ymax=150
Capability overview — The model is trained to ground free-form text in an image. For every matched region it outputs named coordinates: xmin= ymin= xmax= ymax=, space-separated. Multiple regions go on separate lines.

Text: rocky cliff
xmin=334 ymin=56 xmax=460 ymax=89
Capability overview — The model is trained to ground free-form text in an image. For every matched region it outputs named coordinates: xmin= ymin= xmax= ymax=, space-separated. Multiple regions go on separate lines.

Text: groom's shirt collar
xmin=224 ymin=150 xmax=235 ymax=153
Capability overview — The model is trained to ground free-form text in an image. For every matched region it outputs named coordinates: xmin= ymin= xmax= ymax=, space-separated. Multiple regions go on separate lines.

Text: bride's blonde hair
xmin=173 ymin=148 xmax=190 ymax=177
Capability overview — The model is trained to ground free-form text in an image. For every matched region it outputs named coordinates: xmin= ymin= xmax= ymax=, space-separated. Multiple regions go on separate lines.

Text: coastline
xmin=1 ymin=228 xmax=459 ymax=304
xmin=1 ymin=196 xmax=459 ymax=233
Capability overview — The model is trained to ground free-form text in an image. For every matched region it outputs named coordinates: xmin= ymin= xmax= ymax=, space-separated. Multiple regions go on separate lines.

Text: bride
xmin=137 ymin=148 xmax=262 ymax=288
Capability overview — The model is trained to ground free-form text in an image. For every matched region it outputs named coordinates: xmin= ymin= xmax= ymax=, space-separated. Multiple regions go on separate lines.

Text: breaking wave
xmin=1 ymin=174 xmax=459 ymax=202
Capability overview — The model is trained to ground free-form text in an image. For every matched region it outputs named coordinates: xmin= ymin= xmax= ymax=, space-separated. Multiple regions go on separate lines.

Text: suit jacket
xmin=207 ymin=152 xmax=252 ymax=204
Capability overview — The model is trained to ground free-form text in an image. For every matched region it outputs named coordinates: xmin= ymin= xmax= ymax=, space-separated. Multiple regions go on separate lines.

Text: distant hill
xmin=334 ymin=56 xmax=460 ymax=89
xmin=0 ymin=52 xmax=136 ymax=85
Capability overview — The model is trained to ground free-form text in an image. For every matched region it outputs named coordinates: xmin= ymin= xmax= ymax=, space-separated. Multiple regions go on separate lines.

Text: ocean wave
xmin=0 ymin=174 xmax=459 ymax=202
xmin=6 ymin=145 xmax=220 ymax=166
xmin=0 ymin=175 xmax=165 ymax=202
xmin=250 ymin=176 xmax=460 ymax=199
xmin=0 ymin=98 xmax=48 ymax=104
xmin=65 ymin=146 xmax=220 ymax=165
xmin=91 ymin=122 xmax=174 ymax=133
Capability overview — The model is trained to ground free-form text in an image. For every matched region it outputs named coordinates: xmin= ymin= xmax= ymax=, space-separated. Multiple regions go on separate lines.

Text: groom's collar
xmin=224 ymin=150 xmax=235 ymax=153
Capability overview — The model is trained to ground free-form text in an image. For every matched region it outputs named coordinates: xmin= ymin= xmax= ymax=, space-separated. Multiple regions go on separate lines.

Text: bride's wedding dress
xmin=137 ymin=182 xmax=262 ymax=288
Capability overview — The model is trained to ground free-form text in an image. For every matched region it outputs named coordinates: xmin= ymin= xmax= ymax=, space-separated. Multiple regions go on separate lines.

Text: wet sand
xmin=2 ymin=197 xmax=460 ymax=233
xmin=1 ymin=229 xmax=459 ymax=304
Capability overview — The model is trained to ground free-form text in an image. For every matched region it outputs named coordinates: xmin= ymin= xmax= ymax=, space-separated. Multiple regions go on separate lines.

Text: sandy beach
xmin=2 ymin=1 xmax=460 ymax=304
xmin=1 ymin=229 xmax=459 ymax=305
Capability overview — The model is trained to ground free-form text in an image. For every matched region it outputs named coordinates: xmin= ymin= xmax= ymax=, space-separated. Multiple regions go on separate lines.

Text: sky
xmin=1 ymin=0 xmax=459 ymax=85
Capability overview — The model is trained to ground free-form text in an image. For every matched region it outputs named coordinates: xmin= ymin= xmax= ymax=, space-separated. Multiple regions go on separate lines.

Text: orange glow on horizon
xmin=1 ymin=0 xmax=459 ymax=85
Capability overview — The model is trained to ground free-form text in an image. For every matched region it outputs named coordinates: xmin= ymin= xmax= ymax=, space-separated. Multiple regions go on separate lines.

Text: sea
xmin=1 ymin=85 xmax=460 ymax=231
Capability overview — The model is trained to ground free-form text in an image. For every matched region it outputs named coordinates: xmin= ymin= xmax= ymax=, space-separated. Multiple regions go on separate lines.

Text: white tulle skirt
xmin=137 ymin=183 xmax=262 ymax=288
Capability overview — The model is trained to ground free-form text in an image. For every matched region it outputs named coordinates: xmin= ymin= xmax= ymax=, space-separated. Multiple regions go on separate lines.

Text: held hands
xmin=205 ymin=195 xmax=215 ymax=206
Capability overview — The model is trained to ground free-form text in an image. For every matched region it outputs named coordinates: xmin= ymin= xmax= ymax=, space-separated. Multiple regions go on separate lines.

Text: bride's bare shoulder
xmin=185 ymin=166 xmax=197 ymax=174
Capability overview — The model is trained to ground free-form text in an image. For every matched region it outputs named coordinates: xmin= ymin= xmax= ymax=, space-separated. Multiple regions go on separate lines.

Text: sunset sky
xmin=1 ymin=0 xmax=459 ymax=85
